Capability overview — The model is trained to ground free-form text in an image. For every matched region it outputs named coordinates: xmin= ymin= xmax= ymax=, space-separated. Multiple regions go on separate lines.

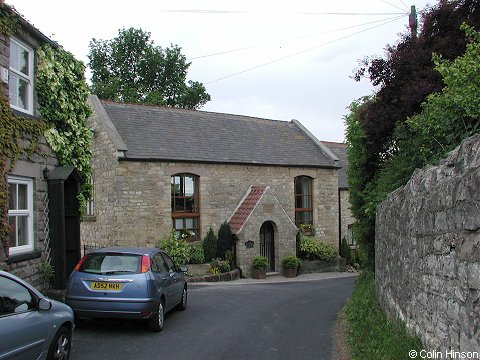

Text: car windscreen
xmin=79 ymin=253 xmax=142 ymax=274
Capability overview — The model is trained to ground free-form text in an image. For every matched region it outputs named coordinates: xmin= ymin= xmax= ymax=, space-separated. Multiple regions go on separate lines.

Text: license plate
xmin=90 ymin=282 xmax=122 ymax=291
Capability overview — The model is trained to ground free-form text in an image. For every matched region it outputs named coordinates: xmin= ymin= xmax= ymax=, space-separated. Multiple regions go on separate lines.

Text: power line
xmin=204 ymin=15 xmax=406 ymax=85
xmin=157 ymin=9 xmax=404 ymax=16
xmin=188 ymin=15 xmax=407 ymax=61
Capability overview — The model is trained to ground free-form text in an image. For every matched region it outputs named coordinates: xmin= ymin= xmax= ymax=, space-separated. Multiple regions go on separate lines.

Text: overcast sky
xmin=8 ymin=0 xmax=431 ymax=142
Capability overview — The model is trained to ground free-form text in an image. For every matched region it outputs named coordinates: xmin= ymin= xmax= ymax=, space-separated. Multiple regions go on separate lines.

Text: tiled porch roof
xmin=229 ymin=186 xmax=267 ymax=234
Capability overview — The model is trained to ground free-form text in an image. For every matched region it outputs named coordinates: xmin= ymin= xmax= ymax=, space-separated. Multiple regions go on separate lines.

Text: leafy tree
xmin=88 ymin=27 xmax=210 ymax=109
xmin=346 ymin=17 xmax=480 ymax=266
xmin=353 ymin=0 xmax=480 ymax=178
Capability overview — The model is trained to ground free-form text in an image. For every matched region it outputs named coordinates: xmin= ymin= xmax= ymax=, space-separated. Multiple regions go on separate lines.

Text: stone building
xmin=1 ymin=3 xmax=83 ymax=289
xmin=323 ymin=141 xmax=355 ymax=248
xmin=82 ymin=95 xmax=346 ymax=276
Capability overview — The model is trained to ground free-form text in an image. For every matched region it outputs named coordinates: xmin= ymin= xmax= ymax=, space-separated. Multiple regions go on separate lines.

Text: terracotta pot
xmin=252 ymin=268 xmax=267 ymax=279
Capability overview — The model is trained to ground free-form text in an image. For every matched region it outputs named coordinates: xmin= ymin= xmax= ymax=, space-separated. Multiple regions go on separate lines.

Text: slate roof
xmin=322 ymin=141 xmax=349 ymax=189
xmin=229 ymin=186 xmax=267 ymax=234
xmin=100 ymin=100 xmax=337 ymax=168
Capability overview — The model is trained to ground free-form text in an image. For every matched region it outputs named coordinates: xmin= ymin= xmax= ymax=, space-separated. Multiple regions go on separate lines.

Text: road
xmin=70 ymin=275 xmax=356 ymax=360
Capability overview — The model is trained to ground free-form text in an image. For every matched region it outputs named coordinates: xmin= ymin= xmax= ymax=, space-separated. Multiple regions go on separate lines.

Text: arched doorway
xmin=260 ymin=221 xmax=275 ymax=271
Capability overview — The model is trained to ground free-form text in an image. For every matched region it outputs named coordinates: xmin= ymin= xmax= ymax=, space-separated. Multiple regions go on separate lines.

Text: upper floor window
xmin=85 ymin=175 xmax=95 ymax=217
xmin=9 ymin=38 xmax=34 ymax=114
xmin=294 ymin=176 xmax=313 ymax=227
xmin=7 ymin=176 xmax=34 ymax=255
xmin=171 ymin=174 xmax=200 ymax=241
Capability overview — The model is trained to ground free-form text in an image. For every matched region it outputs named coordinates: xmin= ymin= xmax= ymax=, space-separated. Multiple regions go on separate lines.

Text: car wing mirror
xmin=38 ymin=298 xmax=52 ymax=311
xmin=178 ymin=266 xmax=188 ymax=273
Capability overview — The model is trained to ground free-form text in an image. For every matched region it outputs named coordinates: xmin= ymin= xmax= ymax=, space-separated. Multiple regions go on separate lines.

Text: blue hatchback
xmin=65 ymin=247 xmax=187 ymax=332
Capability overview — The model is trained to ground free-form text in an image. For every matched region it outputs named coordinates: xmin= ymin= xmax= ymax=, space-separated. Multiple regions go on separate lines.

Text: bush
xmin=281 ymin=255 xmax=300 ymax=269
xmin=188 ymin=243 xmax=205 ymax=264
xmin=209 ymin=258 xmax=230 ymax=273
xmin=203 ymin=227 xmax=217 ymax=262
xmin=252 ymin=256 xmax=268 ymax=270
xmin=217 ymin=221 xmax=233 ymax=260
xmin=158 ymin=230 xmax=190 ymax=265
xmin=340 ymin=237 xmax=353 ymax=265
xmin=298 ymin=234 xmax=337 ymax=261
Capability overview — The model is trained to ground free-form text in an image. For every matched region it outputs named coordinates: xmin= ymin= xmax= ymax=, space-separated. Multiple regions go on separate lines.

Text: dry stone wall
xmin=375 ymin=134 xmax=480 ymax=351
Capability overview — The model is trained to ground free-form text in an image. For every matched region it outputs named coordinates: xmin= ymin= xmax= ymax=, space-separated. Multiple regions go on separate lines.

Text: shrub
xmin=203 ymin=227 xmax=217 ymax=262
xmin=207 ymin=267 xmax=221 ymax=275
xmin=340 ymin=237 xmax=353 ymax=265
xmin=252 ymin=256 xmax=268 ymax=270
xmin=209 ymin=258 xmax=230 ymax=273
xmin=159 ymin=229 xmax=190 ymax=265
xmin=189 ymin=243 xmax=205 ymax=264
xmin=217 ymin=221 xmax=233 ymax=260
xmin=298 ymin=234 xmax=337 ymax=261
xmin=281 ymin=255 xmax=300 ymax=269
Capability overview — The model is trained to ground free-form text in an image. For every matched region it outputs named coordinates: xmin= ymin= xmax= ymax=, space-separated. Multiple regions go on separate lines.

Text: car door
xmin=0 ymin=275 xmax=53 ymax=360
xmin=150 ymin=252 xmax=176 ymax=310
xmin=160 ymin=253 xmax=184 ymax=308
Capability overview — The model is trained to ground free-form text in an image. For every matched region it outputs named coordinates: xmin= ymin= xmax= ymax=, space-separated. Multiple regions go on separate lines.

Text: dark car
xmin=0 ymin=270 xmax=74 ymax=360
xmin=65 ymin=247 xmax=187 ymax=331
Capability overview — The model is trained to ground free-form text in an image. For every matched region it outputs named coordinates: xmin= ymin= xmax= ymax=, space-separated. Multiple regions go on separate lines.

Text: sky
xmin=7 ymin=0 xmax=432 ymax=142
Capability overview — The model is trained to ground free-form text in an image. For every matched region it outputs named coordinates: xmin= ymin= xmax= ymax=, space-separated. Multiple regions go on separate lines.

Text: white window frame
xmin=85 ymin=175 xmax=95 ymax=217
xmin=7 ymin=176 xmax=34 ymax=255
xmin=9 ymin=37 xmax=34 ymax=115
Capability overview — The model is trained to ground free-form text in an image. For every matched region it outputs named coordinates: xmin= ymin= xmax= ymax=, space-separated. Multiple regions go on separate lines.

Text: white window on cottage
xmin=9 ymin=38 xmax=34 ymax=115
xmin=7 ymin=176 xmax=34 ymax=255
xmin=85 ymin=175 xmax=95 ymax=217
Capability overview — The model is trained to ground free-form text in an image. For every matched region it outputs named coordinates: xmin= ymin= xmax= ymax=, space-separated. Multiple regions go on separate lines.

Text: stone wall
xmin=339 ymin=189 xmax=354 ymax=243
xmin=375 ymin=134 xmax=480 ymax=351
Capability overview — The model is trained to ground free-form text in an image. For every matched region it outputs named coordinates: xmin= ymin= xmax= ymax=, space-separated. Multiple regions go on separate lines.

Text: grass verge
xmin=344 ymin=271 xmax=422 ymax=360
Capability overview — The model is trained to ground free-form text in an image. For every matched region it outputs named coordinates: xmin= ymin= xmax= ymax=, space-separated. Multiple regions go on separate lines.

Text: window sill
xmin=7 ymin=250 xmax=42 ymax=264
xmin=82 ymin=215 xmax=96 ymax=222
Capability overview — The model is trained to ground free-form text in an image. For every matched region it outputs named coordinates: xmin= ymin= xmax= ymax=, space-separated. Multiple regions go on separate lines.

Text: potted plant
xmin=281 ymin=255 xmax=300 ymax=278
xmin=252 ymin=256 xmax=268 ymax=279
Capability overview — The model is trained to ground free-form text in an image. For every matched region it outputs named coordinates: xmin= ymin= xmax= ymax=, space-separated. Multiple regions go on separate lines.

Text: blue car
xmin=65 ymin=247 xmax=188 ymax=332
xmin=0 ymin=270 xmax=74 ymax=360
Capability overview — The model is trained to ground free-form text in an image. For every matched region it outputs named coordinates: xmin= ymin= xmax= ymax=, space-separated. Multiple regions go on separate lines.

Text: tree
xmin=203 ymin=227 xmax=217 ymax=263
xmin=346 ymin=0 xmax=480 ymax=266
xmin=88 ymin=27 xmax=211 ymax=109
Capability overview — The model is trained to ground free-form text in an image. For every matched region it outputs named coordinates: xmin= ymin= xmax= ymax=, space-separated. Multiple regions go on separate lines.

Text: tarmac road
xmin=70 ymin=272 xmax=357 ymax=360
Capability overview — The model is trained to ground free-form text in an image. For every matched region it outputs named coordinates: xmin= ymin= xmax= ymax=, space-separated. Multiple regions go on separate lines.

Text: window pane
xmin=8 ymin=183 xmax=16 ymax=210
xmin=17 ymin=215 xmax=28 ymax=246
xmin=184 ymin=176 xmax=194 ymax=196
xmin=8 ymin=73 xmax=19 ymax=108
xmin=185 ymin=197 xmax=194 ymax=212
xmin=185 ymin=218 xmax=194 ymax=228
xmin=17 ymin=184 xmax=27 ymax=209
xmin=20 ymin=47 xmax=29 ymax=75
xmin=10 ymin=41 xmax=20 ymax=71
xmin=9 ymin=74 xmax=29 ymax=110
xmin=175 ymin=198 xmax=185 ymax=212
xmin=175 ymin=219 xmax=184 ymax=229
xmin=302 ymin=177 xmax=311 ymax=195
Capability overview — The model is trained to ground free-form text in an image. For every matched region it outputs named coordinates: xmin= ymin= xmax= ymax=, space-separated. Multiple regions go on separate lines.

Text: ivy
xmin=0 ymin=4 xmax=19 ymax=36
xmin=36 ymin=45 xmax=93 ymax=215
xmin=0 ymin=92 xmax=49 ymax=256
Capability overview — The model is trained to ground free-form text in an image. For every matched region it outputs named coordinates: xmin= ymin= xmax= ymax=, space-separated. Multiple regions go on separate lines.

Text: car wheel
xmin=177 ymin=286 xmax=187 ymax=311
xmin=47 ymin=326 xmax=71 ymax=360
xmin=147 ymin=300 xmax=164 ymax=332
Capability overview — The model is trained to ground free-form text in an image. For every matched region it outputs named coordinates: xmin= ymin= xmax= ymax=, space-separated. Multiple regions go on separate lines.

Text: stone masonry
xmin=375 ymin=134 xmax=480 ymax=351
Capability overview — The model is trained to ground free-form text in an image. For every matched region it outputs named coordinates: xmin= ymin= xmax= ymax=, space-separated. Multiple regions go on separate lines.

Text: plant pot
xmin=283 ymin=268 xmax=297 ymax=278
xmin=252 ymin=268 xmax=266 ymax=279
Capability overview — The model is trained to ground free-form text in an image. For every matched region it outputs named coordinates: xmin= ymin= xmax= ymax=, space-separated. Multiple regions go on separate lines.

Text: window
xmin=0 ymin=275 xmax=35 ymax=316
xmin=294 ymin=176 xmax=313 ymax=227
xmin=85 ymin=175 xmax=95 ymax=217
xmin=171 ymin=174 xmax=200 ymax=241
xmin=9 ymin=38 xmax=34 ymax=114
xmin=7 ymin=176 xmax=34 ymax=255
xmin=347 ymin=225 xmax=355 ymax=246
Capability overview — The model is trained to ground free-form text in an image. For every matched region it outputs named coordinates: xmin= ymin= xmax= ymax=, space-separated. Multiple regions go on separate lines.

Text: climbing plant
xmin=36 ymin=44 xmax=93 ymax=215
